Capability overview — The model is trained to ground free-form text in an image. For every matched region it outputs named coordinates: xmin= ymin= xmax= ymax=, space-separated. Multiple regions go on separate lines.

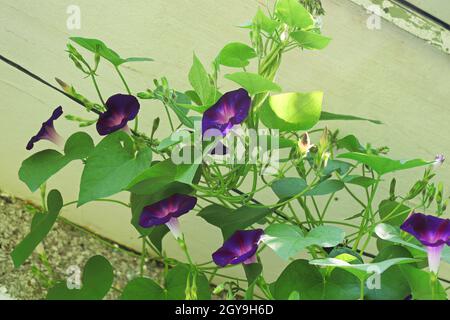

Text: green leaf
xmin=310 ymin=257 xmax=417 ymax=281
xmin=127 ymin=160 xmax=176 ymax=195
xmin=342 ymin=175 xmax=378 ymax=188
xmin=165 ymin=264 xmax=211 ymax=300
xmin=147 ymin=225 xmax=170 ymax=253
xmin=47 ymin=255 xmax=114 ymax=300
xmin=263 ymin=224 xmax=345 ymax=260
xmin=337 ymin=152 xmax=431 ymax=176
xmin=11 ymin=190 xmax=63 ymax=268
xmin=322 ymin=160 xmax=352 ymax=176
xmin=322 ymin=269 xmax=361 ymax=300
xmin=263 ymin=224 xmax=305 ymax=260
xmin=291 ymin=31 xmax=331 ymax=50
xmin=198 ymin=205 xmax=270 ymax=240
xmin=216 ymin=42 xmax=257 ymax=68
xmin=188 ymin=54 xmax=217 ymax=106
xmin=375 ymin=223 xmax=424 ymax=252
xmin=127 ymin=159 xmax=198 ymax=197
xmin=70 ymin=37 xmax=153 ymax=66
xmin=275 ymin=0 xmax=314 ymax=29
xmin=260 ymin=91 xmax=323 ymax=132
xmin=122 ymin=57 xmax=154 ymax=64
xmin=399 ymin=265 xmax=447 ymax=300
xmin=78 ymin=131 xmax=151 ymax=206
xmin=306 ymin=180 xmax=344 ymax=196
xmin=157 ymin=134 xmax=183 ymax=151
xmin=320 ymin=111 xmax=382 ymax=124
xmin=254 ymin=8 xmax=280 ymax=34
xmin=120 ymin=277 xmax=165 ymax=300
xmin=224 ymin=72 xmax=281 ymax=95
xmin=329 ymin=247 xmax=364 ymax=263
xmin=64 ymin=132 xmax=95 ymax=159
xmin=336 ymin=135 xmax=366 ymax=153
xmin=272 ymin=178 xmax=344 ymax=200
xmin=19 ymin=132 xmax=94 ymax=192
xmin=365 ymin=246 xmax=412 ymax=300
xmin=274 ymin=260 xmax=323 ymax=299
xmin=274 ymin=259 xmax=360 ymax=300
xmin=378 ymin=200 xmax=411 ymax=226
xmin=243 ymin=263 xmax=262 ymax=286
xmin=271 ymin=177 xmax=307 ymax=200
xmin=307 ymin=226 xmax=346 ymax=247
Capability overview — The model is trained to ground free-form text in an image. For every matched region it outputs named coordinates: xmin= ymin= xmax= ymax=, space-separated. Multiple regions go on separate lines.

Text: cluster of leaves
xmin=12 ymin=0 xmax=449 ymax=300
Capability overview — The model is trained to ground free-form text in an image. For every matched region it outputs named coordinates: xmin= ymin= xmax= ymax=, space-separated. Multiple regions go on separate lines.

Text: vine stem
xmin=177 ymin=236 xmax=194 ymax=266
xmin=115 ymin=66 xmax=139 ymax=131
xmin=140 ymin=238 xmax=146 ymax=276
xmin=63 ymin=198 xmax=130 ymax=208
xmin=90 ymin=73 xmax=105 ymax=106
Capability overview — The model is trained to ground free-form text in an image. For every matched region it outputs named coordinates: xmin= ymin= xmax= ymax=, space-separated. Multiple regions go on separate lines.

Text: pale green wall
xmin=1 ymin=0 xmax=449 ymax=281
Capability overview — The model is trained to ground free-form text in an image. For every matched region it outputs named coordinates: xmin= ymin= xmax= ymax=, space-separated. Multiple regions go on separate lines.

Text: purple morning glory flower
xmin=26 ymin=106 xmax=63 ymax=150
xmin=202 ymin=88 xmax=251 ymax=139
xmin=96 ymin=94 xmax=140 ymax=136
xmin=400 ymin=213 xmax=450 ymax=273
xmin=139 ymin=194 xmax=197 ymax=239
xmin=212 ymin=229 xmax=264 ymax=267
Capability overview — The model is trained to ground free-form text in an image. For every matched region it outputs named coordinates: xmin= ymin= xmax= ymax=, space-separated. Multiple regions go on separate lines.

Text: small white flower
xmin=433 ymin=154 xmax=445 ymax=169
xmin=280 ymin=24 xmax=289 ymax=42
xmin=314 ymin=16 xmax=323 ymax=30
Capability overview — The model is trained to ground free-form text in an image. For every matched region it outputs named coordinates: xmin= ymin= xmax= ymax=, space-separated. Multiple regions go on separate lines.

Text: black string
xmin=0 ymin=54 xmax=101 ymax=115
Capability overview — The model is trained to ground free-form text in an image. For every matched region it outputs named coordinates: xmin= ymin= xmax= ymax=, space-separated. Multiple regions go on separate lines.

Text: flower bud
xmin=298 ymin=132 xmax=314 ymax=155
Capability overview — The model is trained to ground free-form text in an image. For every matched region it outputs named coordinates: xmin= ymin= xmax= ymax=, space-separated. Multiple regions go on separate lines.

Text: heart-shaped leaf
xmin=225 ymin=72 xmax=281 ymax=95
xmin=11 ymin=190 xmax=63 ymax=268
xmin=78 ymin=131 xmax=151 ymax=206
xmin=70 ymin=37 xmax=153 ymax=66
xmin=19 ymin=132 xmax=94 ymax=192
xmin=260 ymin=92 xmax=323 ymax=131
xmin=291 ymin=31 xmax=331 ymax=50
xmin=263 ymin=224 xmax=345 ymax=260
xmin=337 ymin=152 xmax=431 ymax=176
xmin=216 ymin=42 xmax=256 ymax=68
xmin=47 ymin=255 xmax=114 ymax=300
xmin=120 ymin=277 xmax=165 ymax=300
xmin=275 ymin=0 xmax=313 ymax=29
xmin=198 ymin=205 xmax=270 ymax=240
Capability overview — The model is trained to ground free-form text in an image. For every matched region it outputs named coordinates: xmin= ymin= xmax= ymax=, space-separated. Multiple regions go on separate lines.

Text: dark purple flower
xmin=26 ymin=106 xmax=63 ymax=150
xmin=139 ymin=194 xmax=197 ymax=239
xmin=401 ymin=213 xmax=450 ymax=273
xmin=202 ymin=88 xmax=251 ymax=139
xmin=212 ymin=229 xmax=264 ymax=267
xmin=96 ymin=94 xmax=140 ymax=136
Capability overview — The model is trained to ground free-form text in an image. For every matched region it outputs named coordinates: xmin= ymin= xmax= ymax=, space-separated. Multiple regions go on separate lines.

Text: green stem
xmin=359 ymin=280 xmax=365 ymax=300
xmin=140 ymin=238 xmax=146 ymax=277
xmin=114 ymin=66 xmax=139 ymax=131
xmin=115 ymin=66 xmax=132 ymax=94
xmin=178 ymin=236 xmax=194 ymax=266
xmin=90 ymin=73 xmax=105 ymax=106
xmin=63 ymin=198 xmax=130 ymax=208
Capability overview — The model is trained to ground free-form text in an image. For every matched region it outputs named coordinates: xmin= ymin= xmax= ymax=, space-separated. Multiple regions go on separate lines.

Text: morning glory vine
xmin=11 ymin=0 xmax=450 ymax=300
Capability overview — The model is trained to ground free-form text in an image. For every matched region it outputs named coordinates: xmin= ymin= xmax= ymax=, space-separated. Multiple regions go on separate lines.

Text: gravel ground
xmin=0 ymin=190 xmax=164 ymax=300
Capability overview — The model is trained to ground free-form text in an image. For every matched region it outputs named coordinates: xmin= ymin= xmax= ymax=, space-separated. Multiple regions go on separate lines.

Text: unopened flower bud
xmin=280 ymin=24 xmax=289 ymax=41
xmin=298 ymin=132 xmax=314 ymax=155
